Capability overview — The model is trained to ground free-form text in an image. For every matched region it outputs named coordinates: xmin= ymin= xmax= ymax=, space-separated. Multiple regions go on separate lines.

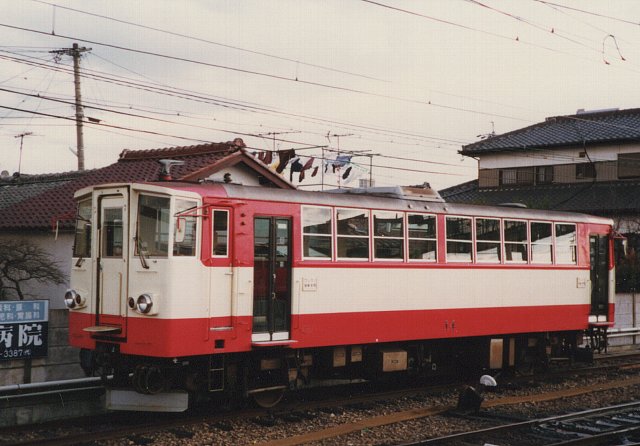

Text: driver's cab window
xmin=174 ymin=199 xmax=198 ymax=256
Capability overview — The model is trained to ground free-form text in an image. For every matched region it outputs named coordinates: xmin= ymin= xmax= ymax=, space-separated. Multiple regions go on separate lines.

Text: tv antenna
xmin=14 ymin=132 xmax=33 ymax=174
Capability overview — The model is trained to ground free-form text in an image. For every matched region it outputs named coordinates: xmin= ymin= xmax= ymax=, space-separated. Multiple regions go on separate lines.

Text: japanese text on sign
xmin=0 ymin=301 xmax=48 ymax=360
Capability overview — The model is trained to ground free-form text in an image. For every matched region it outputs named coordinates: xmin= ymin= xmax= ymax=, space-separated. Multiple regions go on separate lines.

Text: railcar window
xmin=556 ymin=223 xmax=577 ymax=264
xmin=408 ymin=214 xmax=436 ymax=261
xmin=102 ymin=208 xmax=123 ymax=258
xmin=504 ymin=220 xmax=528 ymax=263
xmin=73 ymin=198 xmax=92 ymax=258
xmin=446 ymin=216 xmax=472 ymax=262
xmin=302 ymin=206 xmax=332 ymax=259
xmin=337 ymin=208 xmax=369 ymax=259
xmin=173 ymin=200 xmax=198 ymax=256
xmin=137 ymin=195 xmax=170 ymax=257
xmin=531 ymin=222 xmax=553 ymax=264
xmin=373 ymin=211 xmax=403 ymax=260
xmin=212 ymin=210 xmax=229 ymax=257
xmin=476 ymin=218 xmax=501 ymax=263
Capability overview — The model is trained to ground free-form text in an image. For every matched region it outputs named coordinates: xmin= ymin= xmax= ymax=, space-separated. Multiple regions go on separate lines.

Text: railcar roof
xmin=77 ymin=182 xmax=613 ymax=226
xmin=200 ymin=183 xmax=612 ymax=225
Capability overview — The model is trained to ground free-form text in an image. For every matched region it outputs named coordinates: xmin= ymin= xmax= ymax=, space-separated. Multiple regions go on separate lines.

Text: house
xmin=441 ymin=107 xmax=640 ymax=347
xmin=0 ymin=138 xmax=292 ymax=382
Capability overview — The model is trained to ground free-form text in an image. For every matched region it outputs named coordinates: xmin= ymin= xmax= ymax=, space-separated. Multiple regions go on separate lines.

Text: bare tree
xmin=0 ymin=240 xmax=66 ymax=300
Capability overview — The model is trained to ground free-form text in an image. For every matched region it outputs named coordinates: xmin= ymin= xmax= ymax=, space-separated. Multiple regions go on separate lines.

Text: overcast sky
xmin=1 ymin=0 xmax=639 ymax=190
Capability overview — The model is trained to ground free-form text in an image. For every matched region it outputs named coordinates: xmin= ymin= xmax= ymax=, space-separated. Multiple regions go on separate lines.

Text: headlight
xmin=64 ymin=289 xmax=85 ymax=309
xmin=136 ymin=294 xmax=153 ymax=314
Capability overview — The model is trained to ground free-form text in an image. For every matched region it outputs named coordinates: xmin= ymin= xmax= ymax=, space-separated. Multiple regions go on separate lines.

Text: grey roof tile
xmin=440 ymin=180 xmax=640 ymax=214
xmin=461 ymin=108 xmax=640 ymax=155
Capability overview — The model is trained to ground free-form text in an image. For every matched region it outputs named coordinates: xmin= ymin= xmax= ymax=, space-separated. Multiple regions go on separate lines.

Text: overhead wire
xmin=3 ymin=50 xmax=634 ymax=170
xmin=2 ymin=86 xmax=474 ymax=171
xmin=0 ymin=104 xmax=468 ymax=178
xmin=0 ymin=22 xmax=534 ymax=123
xmin=533 ymin=1 xmax=640 ymax=28
xmin=29 ymin=0 xmax=389 ymax=83
xmin=28 ymin=1 xmax=549 ymax=119
xmin=1 ymin=53 xmax=628 ymax=168
xmin=466 ymin=0 xmax=603 ymax=55
xmin=0 ymin=50 xmax=471 ymax=148
xmin=361 ymin=0 xmax=640 ymax=74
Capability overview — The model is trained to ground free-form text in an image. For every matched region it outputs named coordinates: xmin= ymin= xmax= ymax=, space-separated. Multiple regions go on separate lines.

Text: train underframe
xmin=81 ymin=330 xmax=593 ymax=410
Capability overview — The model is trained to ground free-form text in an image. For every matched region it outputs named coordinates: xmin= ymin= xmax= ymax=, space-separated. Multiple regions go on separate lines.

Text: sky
xmin=1 ymin=0 xmax=639 ymax=191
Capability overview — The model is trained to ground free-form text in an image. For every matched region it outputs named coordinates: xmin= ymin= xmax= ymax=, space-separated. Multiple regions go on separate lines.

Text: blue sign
xmin=0 ymin=301 xmax=48 ymax=360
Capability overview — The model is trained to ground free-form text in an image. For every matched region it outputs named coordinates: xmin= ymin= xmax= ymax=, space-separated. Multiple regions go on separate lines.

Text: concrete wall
xmin=610 ymin=292 xmax=640 ymax=348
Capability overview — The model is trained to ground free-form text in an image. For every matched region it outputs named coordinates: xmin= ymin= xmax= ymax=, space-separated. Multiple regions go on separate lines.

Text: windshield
xmin=73 ymin=198 xmax=92 ymax=258
xmin=137 ymin=195 xmax=170 ymax=257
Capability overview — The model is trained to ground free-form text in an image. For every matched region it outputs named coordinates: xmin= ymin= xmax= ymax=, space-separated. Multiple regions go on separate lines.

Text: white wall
xmin=205 ymin=164 xmax=264 ymax=186
xmin=0 ymin=233 xmax=73 ymax=310
xmin=478 ymin=143 xmax=640 ymax=169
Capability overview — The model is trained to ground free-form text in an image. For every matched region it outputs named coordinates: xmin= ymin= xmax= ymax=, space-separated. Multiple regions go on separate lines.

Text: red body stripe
xmin=69 ymin=304 xmax=598 ymax=358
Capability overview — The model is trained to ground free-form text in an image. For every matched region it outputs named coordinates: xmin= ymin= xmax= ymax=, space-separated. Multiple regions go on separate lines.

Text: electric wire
xmin=467 ymin=0 xmax=603 ymax=55
xmin=533 ymin=1 xmax=640 ymax=28
xmin=2 ymin=86 xmax=473 ymax=170
xmin=361 ymin=0 xmax=640 ymax=73
xmin=0 ymin=50 xmax=472 ymax=147
xmin=0 ymin=22 xmax=534 ymax=123
xmin=0 ymin=58 xmax=629 ymax=169
xmin=29 ymin=0 xmax=389 ymax=83
xmin=0 ymin=104 xmax=467 ymax=178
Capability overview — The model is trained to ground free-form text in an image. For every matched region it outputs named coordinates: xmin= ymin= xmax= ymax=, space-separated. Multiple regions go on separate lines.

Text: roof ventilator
xmin=158 ymin=159 xmax=185 ymax=181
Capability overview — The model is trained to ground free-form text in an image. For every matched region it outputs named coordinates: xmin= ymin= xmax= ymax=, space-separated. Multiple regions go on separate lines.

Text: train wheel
xmin=250 ymin=386 xmax=286 ymax=408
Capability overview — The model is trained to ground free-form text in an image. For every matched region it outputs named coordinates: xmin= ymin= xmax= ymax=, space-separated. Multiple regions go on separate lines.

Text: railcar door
xmin=94 ymin=192 xmax=128 ymax=335
xmin=252 ymin=217 xmax=291 ymax=341
xmin=590 ymin=235 xmax=609 ymax=316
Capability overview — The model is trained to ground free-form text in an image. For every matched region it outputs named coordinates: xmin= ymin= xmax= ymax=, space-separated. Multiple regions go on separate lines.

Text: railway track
xmin=258 ymin=375 xmax=640 ymax=446
xmin=1 ymin=351 xmax=639 ymax=445
xmin=408 ymin=401 xmax=640 ymax=445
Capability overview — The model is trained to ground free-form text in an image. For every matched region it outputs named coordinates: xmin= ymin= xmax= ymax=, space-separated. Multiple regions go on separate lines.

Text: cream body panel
xmin=128 ymin=258 xmax=208 ymax=319
xmin=292 ymin=267 xmax=591 ymax=315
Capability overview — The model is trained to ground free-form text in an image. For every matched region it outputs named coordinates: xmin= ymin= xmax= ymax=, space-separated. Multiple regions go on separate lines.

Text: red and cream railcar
xmin=66 ymin=182 xmax=614 ymax=410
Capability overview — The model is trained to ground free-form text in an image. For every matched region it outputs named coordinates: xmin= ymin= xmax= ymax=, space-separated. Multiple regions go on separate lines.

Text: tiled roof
xmin=0 ymin=171 xmax=91 ymax=230
xmin=440 ymin=179 xmax=640 ymax=214
xmin=461 ymin=108 xmax=640 ymax=155
xmin=0 ymin=139 xmax=290 ymax=231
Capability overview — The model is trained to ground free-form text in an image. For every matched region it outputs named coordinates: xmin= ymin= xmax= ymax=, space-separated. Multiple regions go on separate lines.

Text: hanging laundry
xmin=257 ymin=150 xmax=273 ymax=165
xmin=275 ymin=149 xmax=296 ymax=174
xmin=324 ymin=155 xmax=352 ymax=173
xmin=289 ymin=157 xmax=304 ymax=182
xmin=342 ymin=166 xmax=352 ymax=180
xmin=298 ymin=157 xmax=315 ymax=182
xmin=343 ymin=164 xmax=367 ymax=185
xmin=311 ymin=166 xmax=319 ymax=177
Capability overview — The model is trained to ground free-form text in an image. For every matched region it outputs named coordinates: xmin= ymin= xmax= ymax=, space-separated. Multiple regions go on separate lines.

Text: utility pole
xmin=14 ymin=132 xmax=33 ymax=174
xmin=50 ymin=43 xmax=91 ymax=171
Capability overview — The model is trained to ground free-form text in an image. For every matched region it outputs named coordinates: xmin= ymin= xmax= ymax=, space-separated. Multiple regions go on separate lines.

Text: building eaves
xmin=461 ymin=108 xmax=640 ymax=155
xmin=440 ymin=180 xmax=640 ymax=214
